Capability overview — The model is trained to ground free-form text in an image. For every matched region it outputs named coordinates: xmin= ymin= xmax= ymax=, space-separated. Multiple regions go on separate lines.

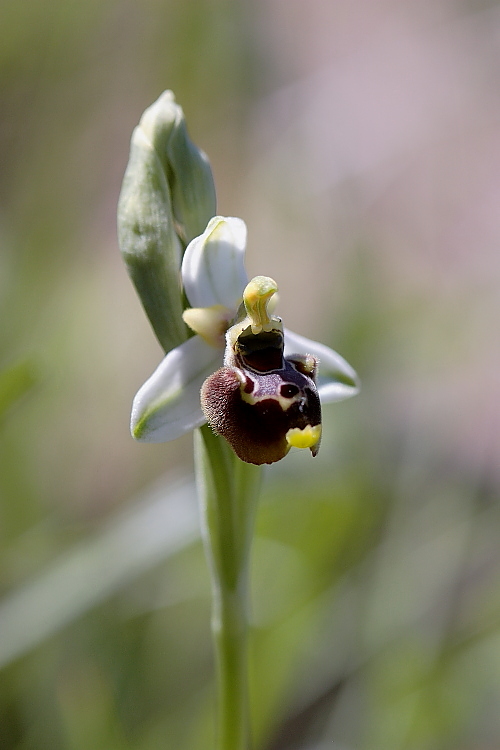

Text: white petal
xmin=131 ymin=336 xmax=222 ymax=442
xmin=181 ymin=216 xmax=248 ymax=309
xmin=284 ymin=329 xmax=360 ymax=403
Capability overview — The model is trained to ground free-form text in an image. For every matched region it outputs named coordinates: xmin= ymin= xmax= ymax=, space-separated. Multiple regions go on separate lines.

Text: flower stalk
xmin=195 ymin=423 xmax=261 ymax=750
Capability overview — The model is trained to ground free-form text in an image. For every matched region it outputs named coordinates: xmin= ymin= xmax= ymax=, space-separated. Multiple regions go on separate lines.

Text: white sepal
xmin=131 ymin=336 xmax=222 ymax=442
xmin=284 ymin=329 xmax=360 ymax=403
xmin=182 ymin=217 xmax=248 ymax=309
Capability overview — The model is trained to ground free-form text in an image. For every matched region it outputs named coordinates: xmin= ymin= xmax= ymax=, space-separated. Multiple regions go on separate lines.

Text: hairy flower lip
xmin=131 ymin=216 xmax=360 ymax=446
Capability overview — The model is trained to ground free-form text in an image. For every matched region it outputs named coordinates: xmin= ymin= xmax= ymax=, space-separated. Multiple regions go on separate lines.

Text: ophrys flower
xmin=131 ymin=216 xmax=359 ymax=464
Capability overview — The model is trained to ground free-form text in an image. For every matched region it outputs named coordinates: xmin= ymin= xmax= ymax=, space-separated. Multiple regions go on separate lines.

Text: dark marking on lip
xmin=280 ymin=383 xmax=300 ymax=398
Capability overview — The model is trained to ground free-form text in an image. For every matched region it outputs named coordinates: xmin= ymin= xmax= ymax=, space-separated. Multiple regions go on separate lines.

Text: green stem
xmin=194 ymin=424 xmax=262 ymax=750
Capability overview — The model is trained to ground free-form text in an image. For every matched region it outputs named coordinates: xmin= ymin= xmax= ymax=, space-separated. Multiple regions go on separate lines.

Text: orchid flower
xmin=131 ymin=216 xmax=359 ymax=465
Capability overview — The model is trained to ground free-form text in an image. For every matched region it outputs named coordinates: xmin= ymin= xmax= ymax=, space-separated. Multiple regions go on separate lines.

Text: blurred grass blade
xmin=0 ymin=359 xmax=38 ymax=420
xmin=0 ymin=474 xmax=199 ymax=669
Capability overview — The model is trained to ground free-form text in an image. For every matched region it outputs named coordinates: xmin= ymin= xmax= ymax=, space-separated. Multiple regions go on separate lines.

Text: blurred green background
xmin=1 ymin=1 xmax=500 ymax=748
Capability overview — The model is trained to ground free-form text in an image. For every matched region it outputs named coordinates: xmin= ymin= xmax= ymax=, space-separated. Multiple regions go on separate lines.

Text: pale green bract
xmin=118 ymin=90 xmax=216 ymax=354
xmin=131 ymin=216 xmax=360 ymax=443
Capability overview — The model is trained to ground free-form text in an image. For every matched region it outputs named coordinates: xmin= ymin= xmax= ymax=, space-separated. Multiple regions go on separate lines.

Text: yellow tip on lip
xmin=286 ymin=424 xmax=322 ymax=450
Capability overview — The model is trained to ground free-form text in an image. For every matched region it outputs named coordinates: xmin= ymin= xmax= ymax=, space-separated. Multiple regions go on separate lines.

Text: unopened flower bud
xmin=118 ymin=91 xmax=216 ymax=353
xmin=147 ymin=92 xmax=217 ymax=243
